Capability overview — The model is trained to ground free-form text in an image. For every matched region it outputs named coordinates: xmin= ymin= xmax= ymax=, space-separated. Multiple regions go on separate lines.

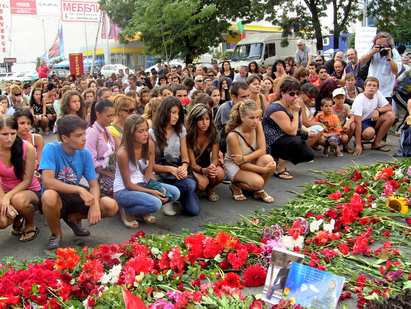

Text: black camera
xmin=379 ymin=44 xmax=389 ymax=57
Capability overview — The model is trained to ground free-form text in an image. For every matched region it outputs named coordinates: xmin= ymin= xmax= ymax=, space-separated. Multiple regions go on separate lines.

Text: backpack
xmin=395 ymin=125 xmax=411 ymax=157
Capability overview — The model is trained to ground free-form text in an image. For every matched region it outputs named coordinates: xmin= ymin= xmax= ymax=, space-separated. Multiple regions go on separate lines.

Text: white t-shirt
xmin=352 ymin=90 xmax=389 ymax=121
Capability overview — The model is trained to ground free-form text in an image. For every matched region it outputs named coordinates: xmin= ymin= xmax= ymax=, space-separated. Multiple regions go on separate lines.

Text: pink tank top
xmin=0 ymin=140 xmax=41 ymax=192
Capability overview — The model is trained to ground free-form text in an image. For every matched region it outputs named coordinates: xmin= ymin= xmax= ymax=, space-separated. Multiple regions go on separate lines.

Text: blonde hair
xmin=113 ymin=94 xmax=136 ymax=120
xmin=142 ymin=97 xmax=161 ymax=122
xmin=225 ymin=100 xmax=259 ymax=132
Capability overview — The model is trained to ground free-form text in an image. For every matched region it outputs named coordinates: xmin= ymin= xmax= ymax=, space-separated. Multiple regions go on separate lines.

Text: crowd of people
xmin=0 ymin=31 xmax=409 ymax=250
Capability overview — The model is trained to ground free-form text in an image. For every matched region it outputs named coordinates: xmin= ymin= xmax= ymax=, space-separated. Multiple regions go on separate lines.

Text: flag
xmin=101 ymin=11 xmax=107 ymax=39
xmin=237 ymin=20 xmax=245 ymax=40
xmin=122 ymin=289 xmax=148 ymax=309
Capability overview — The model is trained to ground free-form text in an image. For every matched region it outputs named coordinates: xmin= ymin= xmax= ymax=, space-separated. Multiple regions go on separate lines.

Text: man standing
xmin=136 ymin=71 xmax=148 ymax=92
xmin=402 ymin=56 xmax=410 ymax=70
xmin=360 ymin=31 xmax=402 ymax=120
xmin=173 ymin=84 xmax=188 ymax=102
xmin=96 ymin=87 xmax=112 ymax=100
xmin=211 ymin=60 xmax=219 ymax=71
xmin=233 ymin=66 xmax=250 ymax=82
xmin=295 ymin=40 xmax=314 ymax=68
xmin=324 ymin=51 xmax=346 ymax=75
xmin=37 ymin=61 xmax=50 ymax=80
xmin=183 ymin=77 xmax=195 ymax=99
xmin=352 ymin=77 xmax=395 ymax=156
xmin=78 ymin=77 xmax=87 ymax=94
xmin=124 ymin=76 xmax=138 ymax=94
xmin=343 ymin=48 xmax=364 ymax=89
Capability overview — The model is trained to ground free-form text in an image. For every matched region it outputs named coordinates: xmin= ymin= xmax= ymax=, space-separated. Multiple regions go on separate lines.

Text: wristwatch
xmin=387 ymin=58 xmax=392 ymax=62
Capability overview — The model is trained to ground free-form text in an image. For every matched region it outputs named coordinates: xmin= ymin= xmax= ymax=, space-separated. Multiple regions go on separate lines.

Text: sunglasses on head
xmin=123 ymin=108 xmax=135 ymax=114
xmin=287 ymin=91 xmax=300 ymax=97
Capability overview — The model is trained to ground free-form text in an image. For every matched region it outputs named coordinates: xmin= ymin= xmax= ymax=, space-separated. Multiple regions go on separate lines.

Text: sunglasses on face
xmin=287 ymin=91 xmax=300 ymax=97
xmin=196 ymin=80 xmax=203 ymax=83
xmin=123 ymin=108 xmax=135 ymax=114
xmin=316 ymin=60 xmax=323 ymax=62
xmin=13 ymin=93 xmax=22 ymax=96
xmin=208 ymin=75 xmax=214 ymax=77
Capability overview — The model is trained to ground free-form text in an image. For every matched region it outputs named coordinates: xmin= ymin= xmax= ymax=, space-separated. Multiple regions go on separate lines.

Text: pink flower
xmin=124 ymin=267 xmax=136 ymax=285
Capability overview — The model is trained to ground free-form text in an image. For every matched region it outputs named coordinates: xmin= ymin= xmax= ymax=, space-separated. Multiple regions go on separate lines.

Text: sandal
xmin=44 ymin=128 xmax=49 ymax=135
xmin=19 ymin=227 xmax=39 ymax=242
xmin=142 ymin=214 xmax=156 ymax=224
xmin=206 ymin=190 xmax=219 ymax=202
xmin=273 ymin=170 xmax=293 ymax=180
xmin=254 ymin=190 xmax=274 ymax=203
xmin=343 ymin=147 xmax=354 ymax=154
xmin=321 ymin=152 xmax=329 ymax=158
xmin=11 ymin=217 xmax=24 ymax=236
xmin=120 ymin=209 xmax=139 ymax=229
xmin=335 ymin=151 xmax=344 ymax=157
xmin=229 ymin=184 xmax=246 ymax=201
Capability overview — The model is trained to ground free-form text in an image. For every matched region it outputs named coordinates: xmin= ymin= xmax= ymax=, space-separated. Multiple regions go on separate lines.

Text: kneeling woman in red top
xmin=0 ymin=115 xmax=41 ymax=241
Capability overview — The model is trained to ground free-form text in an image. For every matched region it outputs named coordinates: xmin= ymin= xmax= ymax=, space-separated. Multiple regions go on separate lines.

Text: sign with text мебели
xmin=0 ymin=0 xmax=11 ymax=62
xmin=61 ymin=1 xmax=99 ymax=22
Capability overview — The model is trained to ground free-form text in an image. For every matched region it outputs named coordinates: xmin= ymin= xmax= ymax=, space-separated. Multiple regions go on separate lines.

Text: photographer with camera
xmin=360 ymin=32 xmax=402 ymax=120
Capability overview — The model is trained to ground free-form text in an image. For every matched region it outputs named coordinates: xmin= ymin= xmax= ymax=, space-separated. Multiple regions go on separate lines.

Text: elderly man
xmin=360 ymin=31 xmax=402 ymax=120
xmin=324 ymin=51 xmax=347 ymax=75
xmin=295 ymin=40 xmax=314 ymax=68
xmin=402 ymin=56 xmax=410 ymax=70
xmin=342 ymin=48 xmax=364 ymax=89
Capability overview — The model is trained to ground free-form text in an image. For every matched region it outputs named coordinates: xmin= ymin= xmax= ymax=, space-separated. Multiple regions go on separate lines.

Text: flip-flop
xmin=335 ymin=151 xmax=344 ymax=157
xmin=371 ymin=145 xmax=390 ymax=152
xmin=273 ymin=170 xmax=293 ymax=180
xmin=19 ymin=227 xmax=39 ymax=242
xmin=11 ymin=217 xmax=24 ymax=236
xmin=321 ymin=152 xmax=329 ymax=158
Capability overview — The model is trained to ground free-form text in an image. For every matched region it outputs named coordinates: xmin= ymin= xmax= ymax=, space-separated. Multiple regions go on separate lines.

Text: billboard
xmin=69 ymin=53 xmax=84 ymax=76
xmin=10 ymin=0 xmax=36 ymax=14
xmin=0 ymin=0 xmax=11 ymax=61
xmin=36 ymin=0 xmax=61 ymax=15
xmin=61 ymin=1 xmax=100 ymax=22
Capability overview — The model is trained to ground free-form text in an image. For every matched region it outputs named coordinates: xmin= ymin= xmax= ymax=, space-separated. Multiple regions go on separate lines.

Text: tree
xmin=367 ymin=0 xmax=411 ymax=35
xmin=99 ymin=0 xmax=264 ymax=64
xmin=393 ymin=19 xmax=411 ymax=45
xmin=264 ymin=0 xmax=360 ymax=51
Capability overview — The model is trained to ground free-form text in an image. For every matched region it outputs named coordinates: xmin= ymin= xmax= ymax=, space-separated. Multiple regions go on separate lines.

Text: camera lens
xmin=380 ymin=48 xmax=388 ymax=57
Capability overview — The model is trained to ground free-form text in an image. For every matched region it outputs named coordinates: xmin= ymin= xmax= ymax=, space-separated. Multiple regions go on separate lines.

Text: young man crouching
xmin=352 ymin=77 xmax=395 ymax=156
xmin=39 ymin=115 xmax=118 ymax=250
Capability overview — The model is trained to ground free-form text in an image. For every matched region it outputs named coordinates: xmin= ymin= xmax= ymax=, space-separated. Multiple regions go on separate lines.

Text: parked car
xmin=0 ymin=72 xmax=14 ymax=83
xmin=23 ymin=71 xmax=39 ymax=84
xmin=10 ymin=71 xmax=32 ymax=83
xmin=100 ymin=64 xmax=134 ymax=78
xmin=49 ymin=69 xmax=71 ymax=81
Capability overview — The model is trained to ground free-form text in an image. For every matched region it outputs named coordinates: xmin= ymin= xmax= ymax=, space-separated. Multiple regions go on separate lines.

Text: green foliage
xmin=212 ymin=49 xmax=223 ymax=60
xmin=100 ymin=0 xmax=263 ymax=64
xmin=367 ymin=0 xmax=411 ymax=35
xmin=222 ymin=50 xmax=234 ymax=60
xmin=347 ymin=33 xmax=355 ymax=49
xmin=393 ymin=18 xmax=411 ymax=45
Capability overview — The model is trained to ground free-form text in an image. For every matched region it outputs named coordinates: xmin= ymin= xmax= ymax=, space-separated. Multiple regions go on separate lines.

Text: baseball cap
xmin=332 ymin=88 xmax=345 ymax=98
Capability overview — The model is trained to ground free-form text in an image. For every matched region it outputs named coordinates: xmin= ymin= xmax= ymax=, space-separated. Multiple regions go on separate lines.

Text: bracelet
xmin=201 ymin=168 xmax=205 ymax=175
xmin=241 ymin=156 xmax=245 ymax=164
xmin=181 ymin=161 xmax=189 ymax=166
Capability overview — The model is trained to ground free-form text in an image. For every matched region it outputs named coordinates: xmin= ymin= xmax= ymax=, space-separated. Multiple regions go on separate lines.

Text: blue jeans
xmin=172 ymin=178 xmax=200 ymax=216
xmin=114 ymin=183 xmax=180 ymax=216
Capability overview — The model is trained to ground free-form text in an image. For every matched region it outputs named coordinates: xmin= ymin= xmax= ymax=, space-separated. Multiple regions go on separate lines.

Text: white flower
xmin=323 ymin=219 xmax=335 ymax=233
xmin=99 ymin=273 xmax=110 ymax=284
xmin=83 ymin=297 xmax=92 ymax=309
xmin=110 ymin=275 xmax=119 ymax=285
xmin=110 ymin=264 xmax=122 ymax=277
xmin=395 ymin=169 xmax=403 ymax=178
xmin=310 ymin=219 xmax=323 ymax=233
xmin=372 ymin=203 xmax=377 ymax=208
xmin=280 ymin=235 xmax=305 ymax=250
xmin=135 ymin=271 xmax=145 ymax=282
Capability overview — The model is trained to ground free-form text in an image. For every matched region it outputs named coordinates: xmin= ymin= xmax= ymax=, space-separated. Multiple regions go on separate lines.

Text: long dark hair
xmin=152 ymin=96 xmax=184 ymax=151
xmin=29 ymin=88 xmax=43 ymax=108
xmin=186 ymin=104 xmax=216 ymax=148
xmin=248 ymin=61 xmax=259 ymax=74
xmin=0 ymin=115 xmax=24 ymax=180
xmin=121 ymin=114 xmax=149 ymax=166
xmin=90 ymin=99 xmax=114 ymax=126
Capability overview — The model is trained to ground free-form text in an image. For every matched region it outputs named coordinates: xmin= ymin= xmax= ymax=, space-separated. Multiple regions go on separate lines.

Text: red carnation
xmin=241 ymin=265 xmax=267 ymax=287
xmin=407 ymin=218 xmax=411 ymax=226
xmin=249 ymin=299 xmax=265 ymax=309
xmin=382 ymin=231 xmax=391 ymax=238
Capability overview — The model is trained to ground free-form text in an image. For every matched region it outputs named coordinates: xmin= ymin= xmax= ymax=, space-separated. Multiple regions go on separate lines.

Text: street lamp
xmin=80 ymin=8 xmax=91 ymax=61
xmin=34 ymin=17 xmax=47 ymax=62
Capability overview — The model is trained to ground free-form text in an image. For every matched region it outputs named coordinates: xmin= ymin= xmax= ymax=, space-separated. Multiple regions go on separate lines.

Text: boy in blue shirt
xmin=39 ymin=115 xmax=118 ymax=250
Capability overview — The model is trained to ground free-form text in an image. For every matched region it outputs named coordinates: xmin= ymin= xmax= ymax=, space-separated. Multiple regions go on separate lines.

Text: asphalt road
xmin=0 ymin=128 xmax=405 ymax=261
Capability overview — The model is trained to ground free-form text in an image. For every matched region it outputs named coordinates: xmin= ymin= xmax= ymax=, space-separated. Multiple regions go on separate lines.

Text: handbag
xmin=155 ymin=149 xmax=195 ymax=184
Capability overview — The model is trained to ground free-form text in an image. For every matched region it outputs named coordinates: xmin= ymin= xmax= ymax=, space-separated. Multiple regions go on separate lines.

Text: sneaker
xmin=163 ymin=202 xmax=176 ymax=216
xmin=48 ymin=234 xmax=62 ymax=250
xmin=222 ymin=176 xmax=231 ymax=184
xmin=63 ymin=217 xmax=90 ymax=236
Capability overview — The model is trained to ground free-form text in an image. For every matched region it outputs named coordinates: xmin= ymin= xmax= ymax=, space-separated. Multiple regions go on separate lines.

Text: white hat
xmin=332 ymin=88 xmax=345 ymax=98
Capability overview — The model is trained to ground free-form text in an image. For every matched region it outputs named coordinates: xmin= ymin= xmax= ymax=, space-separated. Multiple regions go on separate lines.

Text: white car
xmin=100 ymin=64 xmax=134 ymax=78
xmin=145 ymin=61 xmax=184 ymax=75
xmin=11 ymin=70 xmax=32 ymax=83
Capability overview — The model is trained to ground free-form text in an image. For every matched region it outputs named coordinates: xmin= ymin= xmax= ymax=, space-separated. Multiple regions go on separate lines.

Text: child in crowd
xmin=344 ymin=73 xmax=363 ymax=102
xmin=85 ymin=99 xmax=116 ymax=198
xmin=314 ymin=98 xmax=344 ymax=157
xmin=39 ymin=115 xmax=118 ymax=250
xmin=114 ymin=115 xmax=180 ymax=228
xmin=149 ymin=96 xmax=200 ymax=216
xmin=224 ymin=100 xmax=275 ymax=202
xmin=331 ymin=88 xmax=355 ymax=153
xmin=186 ymin=104 xmax=224 ymax=202
xmin=0 ymin=115 xmax=41 ymax=242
